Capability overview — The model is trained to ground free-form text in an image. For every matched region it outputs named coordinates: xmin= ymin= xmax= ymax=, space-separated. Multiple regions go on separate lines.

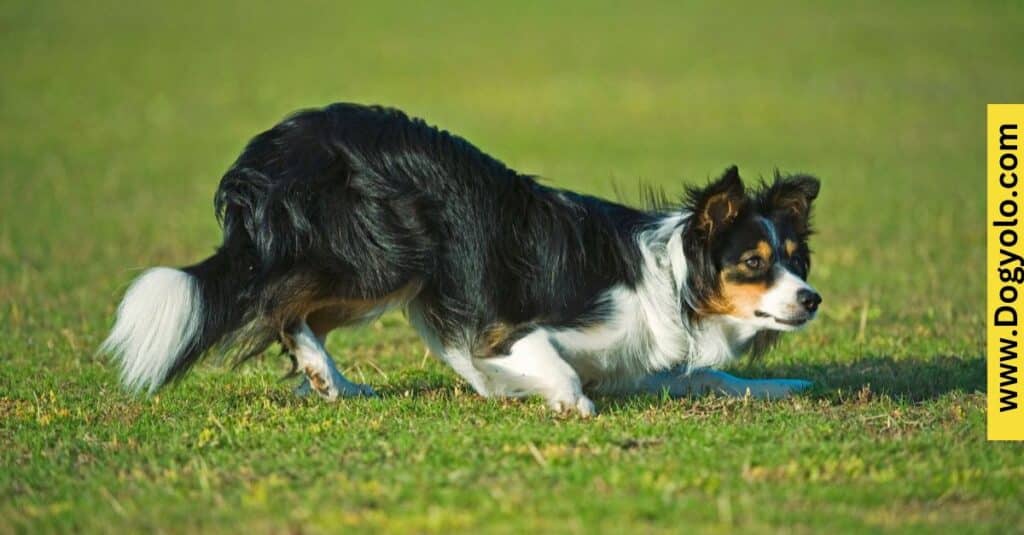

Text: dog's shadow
xmin=382 ymin=354 xmax=984 ymax=406
xmin=734 ymin=353 xmax=985 ymax=402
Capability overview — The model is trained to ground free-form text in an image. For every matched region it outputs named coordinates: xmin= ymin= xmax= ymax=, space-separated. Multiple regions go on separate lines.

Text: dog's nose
xmin=798 ymin=289 xmax=822 ymax=312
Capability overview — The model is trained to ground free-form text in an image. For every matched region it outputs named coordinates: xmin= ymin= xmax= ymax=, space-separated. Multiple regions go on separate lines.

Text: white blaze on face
xmin=754 ymin=266 xmax=818 ymax=331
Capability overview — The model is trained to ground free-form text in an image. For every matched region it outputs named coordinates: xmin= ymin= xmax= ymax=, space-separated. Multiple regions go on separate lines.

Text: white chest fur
xmin=549 ymin=214 xmax=758 ymax=389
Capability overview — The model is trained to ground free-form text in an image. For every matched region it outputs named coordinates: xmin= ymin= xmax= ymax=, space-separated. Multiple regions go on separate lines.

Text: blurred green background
xmin=0 ymin=1 xmax=1017 ymax=533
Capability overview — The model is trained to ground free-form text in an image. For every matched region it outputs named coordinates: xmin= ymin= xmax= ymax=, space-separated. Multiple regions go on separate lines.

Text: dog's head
xmin=681 ymin=166 xmax=821 ymax=332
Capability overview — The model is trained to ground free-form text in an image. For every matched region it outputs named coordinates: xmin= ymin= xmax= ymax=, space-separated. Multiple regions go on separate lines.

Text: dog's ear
xmin=761 ymin=173 xmax=820 ymax=235
xmin=687 ymin=165 xmax=747 ymax=238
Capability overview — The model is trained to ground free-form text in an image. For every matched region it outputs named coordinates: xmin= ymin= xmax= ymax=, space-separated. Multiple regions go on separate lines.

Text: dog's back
xmin=102 ymin=103 xmax=645 ymax=392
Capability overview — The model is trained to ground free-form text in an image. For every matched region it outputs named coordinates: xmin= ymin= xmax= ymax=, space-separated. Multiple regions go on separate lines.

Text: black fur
xmin=164 ymin=103 xmax=658 ymax=380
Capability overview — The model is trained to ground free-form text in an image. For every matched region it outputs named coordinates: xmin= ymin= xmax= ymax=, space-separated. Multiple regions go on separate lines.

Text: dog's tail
xmin=100 ymin=110 xmax=338 ymax=394
xmin=100 ymin=238 xmax=257 ymax=393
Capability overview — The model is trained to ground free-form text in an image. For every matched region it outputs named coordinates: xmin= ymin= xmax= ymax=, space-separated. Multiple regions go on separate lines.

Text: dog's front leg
xmin=473 ymin=329 xmax=596 ymax=416
xmin=634 ymin=368 xmax=811 ymax=399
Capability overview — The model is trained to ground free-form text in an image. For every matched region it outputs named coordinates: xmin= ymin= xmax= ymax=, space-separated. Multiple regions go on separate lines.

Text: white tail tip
xmin=100 ymin=267 xmax=202 ymax=393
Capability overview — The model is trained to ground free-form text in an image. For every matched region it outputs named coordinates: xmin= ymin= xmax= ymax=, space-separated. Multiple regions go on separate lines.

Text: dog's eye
xmin=744 ymin=257 xmax=765 ymax=270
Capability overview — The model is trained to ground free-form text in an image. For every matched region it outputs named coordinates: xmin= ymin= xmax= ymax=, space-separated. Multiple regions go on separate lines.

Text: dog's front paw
xmin=548 ymin=394 xmax=596 ymax=417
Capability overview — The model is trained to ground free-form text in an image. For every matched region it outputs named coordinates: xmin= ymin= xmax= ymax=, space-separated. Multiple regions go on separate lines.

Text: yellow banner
xmin=988 ymin=104 xmax=1024 ymax=440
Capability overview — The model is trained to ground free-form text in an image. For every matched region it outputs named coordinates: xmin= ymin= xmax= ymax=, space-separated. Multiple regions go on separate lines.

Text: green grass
xmin=0 ymin=1 xmax=1018 ymax=532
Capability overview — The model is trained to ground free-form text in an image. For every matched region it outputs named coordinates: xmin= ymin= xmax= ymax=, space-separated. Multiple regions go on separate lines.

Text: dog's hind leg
xmin=473 ymin=329 xmax=595 ymax=416
xmin=633 ymin=368 xmax=810 ymax=399
xmin=278 ymin=281 xmax=423 ymax=399
xmin=287 ymin=321 xmax=376 ymax=399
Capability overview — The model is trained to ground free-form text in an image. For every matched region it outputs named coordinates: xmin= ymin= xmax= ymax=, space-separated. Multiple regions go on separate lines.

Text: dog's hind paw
xmin=294 ymin=378 xmax=314 ymax=398
xmin=294 ymin=375 xmax=377 ymax=400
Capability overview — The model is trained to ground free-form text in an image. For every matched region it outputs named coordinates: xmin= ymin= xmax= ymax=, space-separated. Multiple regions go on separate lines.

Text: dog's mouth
xmin=754 ymin=310 xmax=810 ymax=327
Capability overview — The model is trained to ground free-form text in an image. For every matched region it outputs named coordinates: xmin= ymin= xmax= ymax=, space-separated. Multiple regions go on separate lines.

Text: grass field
xmin=1 ymin=1 xmax=1020 ymax=532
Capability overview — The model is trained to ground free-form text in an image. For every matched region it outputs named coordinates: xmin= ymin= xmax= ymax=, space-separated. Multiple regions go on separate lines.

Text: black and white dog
xmin=101 ymin=103 xmax=822 ymax=415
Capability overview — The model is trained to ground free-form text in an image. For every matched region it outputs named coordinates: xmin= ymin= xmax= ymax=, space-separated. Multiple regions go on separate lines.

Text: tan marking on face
xmin=719 ymin=279 xmax=769 ymax=317
xmin=700 ymin=267 xmax=770 ymax=317
xmin=735 ymin=242 xmax=773 ymax=276
xmin=784 ymin=239 xmax=798 ymax=256
xmin=756 ymin=240 xmax=772 ymax=260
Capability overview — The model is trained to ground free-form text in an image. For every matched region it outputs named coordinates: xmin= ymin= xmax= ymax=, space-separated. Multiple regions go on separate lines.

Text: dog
xmin=101 ymin=103 xmax=821 ymax=415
